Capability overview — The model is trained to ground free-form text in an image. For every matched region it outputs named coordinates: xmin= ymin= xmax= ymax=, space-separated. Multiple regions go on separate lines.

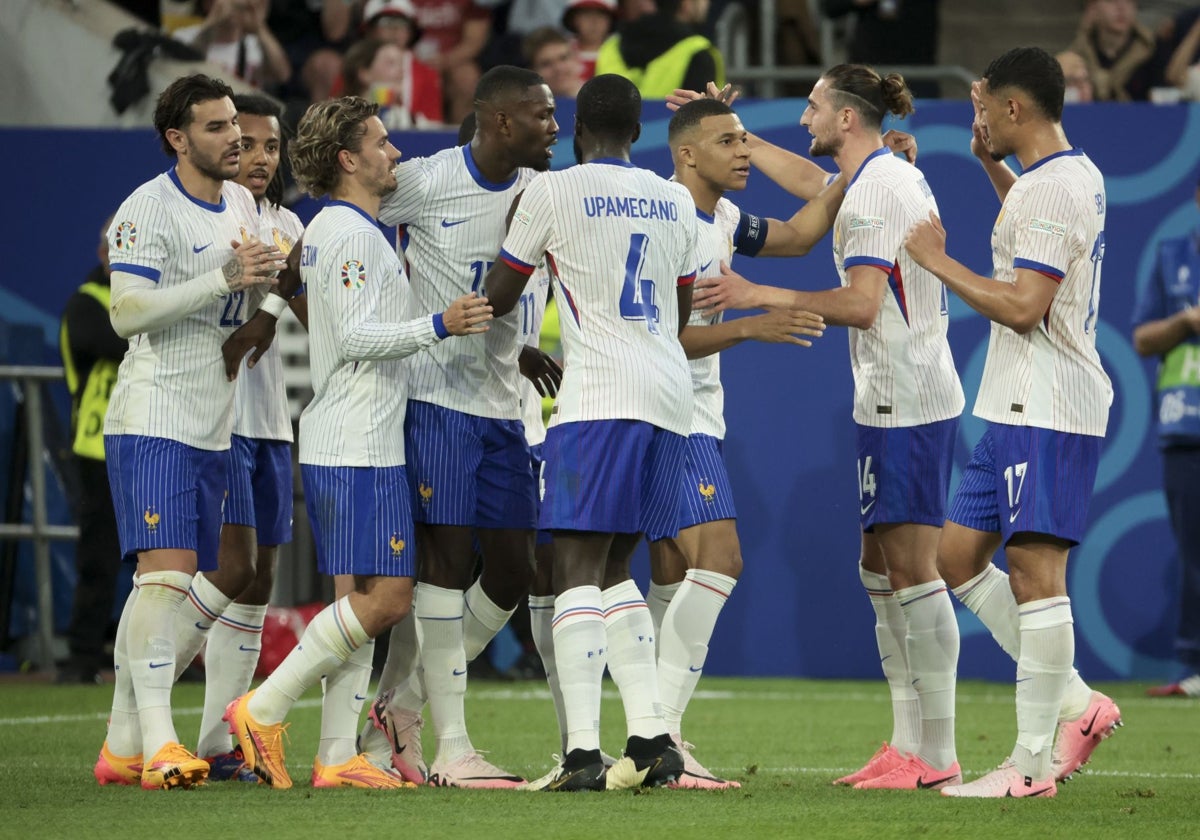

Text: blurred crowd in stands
xmin=108 ymin=0 xmax=1200 ymax=131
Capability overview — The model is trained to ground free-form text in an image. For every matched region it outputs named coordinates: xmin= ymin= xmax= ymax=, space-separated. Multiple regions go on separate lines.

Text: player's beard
xmin=810 ymin=133 xmax=840 ymax=158
xmin=191 ymin=144 xmax=238 ymax=182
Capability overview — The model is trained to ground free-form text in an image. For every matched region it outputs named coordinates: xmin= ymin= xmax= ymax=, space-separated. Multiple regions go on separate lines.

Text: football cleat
xmin=312 ymin=753 xmax=418 ymax=789
xmin=427 ymin=751 xmax=525 ymax=789
xmin=833 ymin=742 xmax=908 ymax=786
xmin=94 ymin=742 xmax=143 ymax=786
xmin=518 ymin=755 xmax=564 ymax=791
xmin=853 ymin=754 xmax=961 ymax=790
xmin=1051 ymin=690 xmax=1122 ymax=781
xmin=204 ymin=745 xmax=260 ymax=783
xmin=224 ymin=691 xmax=292 ymax=789
xmin=542 ymin=749 xmax=607 ymax=792
xmin=368 ymin=689 xmax=427 ymax=784
xmin=941 ymin=761 xmax=1056 ymax=798
xmin=140 ymin=742 xmax=209 ymax=790
xmin=605 ymin=734 xmax=684 ymax=790
xmin=1146 ymin=673 xmax=1200 ymax=698
xmin=667 ymin=736 xmax=741 ymax=790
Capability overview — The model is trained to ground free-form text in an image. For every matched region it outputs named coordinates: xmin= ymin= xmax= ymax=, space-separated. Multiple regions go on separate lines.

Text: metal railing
xmin=0 ymin=365 xmax=79 ymax=672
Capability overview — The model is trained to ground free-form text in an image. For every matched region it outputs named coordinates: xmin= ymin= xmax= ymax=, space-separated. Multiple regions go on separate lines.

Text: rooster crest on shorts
xmin=143 ymin=505 xmax=160 ymax=532
xmin=389 ymin=534 xmax=406 ymax=556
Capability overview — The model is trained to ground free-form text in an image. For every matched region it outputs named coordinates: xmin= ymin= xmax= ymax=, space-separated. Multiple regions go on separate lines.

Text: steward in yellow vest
xmin=595 ymin=0 xmax=724 ymax=99
xmin=59 ymin=268 xmax=124 ymax=462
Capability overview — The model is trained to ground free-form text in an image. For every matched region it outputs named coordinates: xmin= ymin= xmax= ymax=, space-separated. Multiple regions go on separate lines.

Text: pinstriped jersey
xmin=687 ymin=198 xmax=741 ymax=439
xmin=519 ymin=267 xmax=551 ymax=447
xmin=231 ymin=201 xmax=304 ymax=442
xmin=834 ymin=149 xmax=964 ymax=428
xmin=974 ymin=149 xmax=1112 ymax=437
xmin=379 ymin=145 xmax=533 ymax=419
xmin=299 ymin=202 xmax=440 ymax=468
xmin=104 ymin=169 xmax=260 ymax=450
xmin=498 ymin=160 xmax=697 ymax=435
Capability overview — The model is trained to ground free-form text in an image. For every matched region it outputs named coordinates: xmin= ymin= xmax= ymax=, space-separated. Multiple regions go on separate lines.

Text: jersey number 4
xmin=619 ymin=233 xmax=661 ymax=334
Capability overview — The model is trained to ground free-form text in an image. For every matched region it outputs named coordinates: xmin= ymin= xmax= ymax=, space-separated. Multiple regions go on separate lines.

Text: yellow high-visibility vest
xmin=596 ymin=34 xmax=725 ymax=99
xmin=59 ymin=282 xmax=119 ymax=461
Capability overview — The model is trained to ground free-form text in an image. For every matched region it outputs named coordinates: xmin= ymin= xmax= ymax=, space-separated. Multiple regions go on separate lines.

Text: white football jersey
xmin=499 ymin=160 xmax=696 ymax=435
xmin=231 ymin=201 xmax=304 ymax=442
xmin=379 ymin=145 xmax=534 ymax=419
xmin=974 ymin=149 xmax=1111 ymax=437
xmin=299 ymin=201 xmax=442 ymax=467
xmin=519 ymin=267 xmax=552 ymax=448
xmin=104 ymin=169 xmax=261 ymax=450
xmin=833 ymin=149 xmax=964 ymax=428
xmin=686 ymin=198 xmax=742 ymax=439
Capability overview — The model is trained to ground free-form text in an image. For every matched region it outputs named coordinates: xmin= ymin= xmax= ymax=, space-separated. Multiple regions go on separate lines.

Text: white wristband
xmin=259 ymin=294 xmax=288 ymax=319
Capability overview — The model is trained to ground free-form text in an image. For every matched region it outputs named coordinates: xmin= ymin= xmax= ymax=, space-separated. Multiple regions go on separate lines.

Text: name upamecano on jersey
xmin=582 ymin=195 xmax=681 ymax=221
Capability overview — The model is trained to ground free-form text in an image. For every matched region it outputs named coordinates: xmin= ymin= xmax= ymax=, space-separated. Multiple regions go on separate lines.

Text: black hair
xmin=153 ymin=73 xmax=235 ymax=157
xmin=668 ymin=98 xmax=734 ymax=145
xmin=232 ymin=93 xmax=287 ymax=208
xmin=474 ymin=65 xmax=547 ymax=109
xmin=982 ymin=47 xmax=1065 ymax=122
xmin=822 ymin=64 xmax=914 ymax=130
xmin=576 ymin=73 xmax=641 ymax=143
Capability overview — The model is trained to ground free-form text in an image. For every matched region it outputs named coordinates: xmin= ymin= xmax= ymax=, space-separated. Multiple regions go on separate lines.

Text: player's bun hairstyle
xmin=577 ymin=73 xmax=641 ymax=142
xmin=154 ymin=73 xmax=236 ymax=158
xmin=822 ymin=64 xmax=914 ymax=130
xmin=668 ymin=98 xmax=734 ymax=145
xmin=474 ymin=64 xmax=547 ymax=110
xmin=232 ymin=92 xmax=288 ymax=209
xmin=983 ymin=46 xmax=1065 ymax=123
xmin=289 ymin=96 xmax=381 ymax=199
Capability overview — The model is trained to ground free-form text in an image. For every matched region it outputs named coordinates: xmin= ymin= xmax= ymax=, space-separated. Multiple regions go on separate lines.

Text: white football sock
xmin=861 ymin=564 xmax=920 ymax=755
xmin=128 ymin=570 xmax=192 ymax=759
xmin=529 ymin=594 xmax=568 ymax=751
xmin=172 ymin=572 xmax=233 ymax=682
xmin=602 ymin=579 xmax=665 ymax=740
xmin=248 ymin=596 xmax=370 ymax=724
xmin=195 ymin=602 xmax=266 ymax=758
xmin=552 ymin=586 xmax=606 ymax=753
xmin=657 ymin=569 xmax=736 ymax=736
xmin=360 ymin=612 xmax=419 ymax=749
xmin=318 ymin=639 xmax=374 ymax=766
xmin=646 ymin=580 xmax=681 ymax=641
xmin=106 ymin=577 xmax=141 ymax=757
xmin=953 ymin=564 xmax=1092 ymax=720
xmin=415 ymin=583 xmax=472 ymax=762
xmin=463 ymin=579 xmax=515 ymax=661
xmin=1012 ymin=598 xmax=1074 ymax=780
xmin=897 ymin=580 xmax=959 ymax=770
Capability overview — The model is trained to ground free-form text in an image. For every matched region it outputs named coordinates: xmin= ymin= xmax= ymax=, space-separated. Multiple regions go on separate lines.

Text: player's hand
xmin=1181 ymin=305 xmax=1200 ymax=334
xmin=442 ymin=291 xmax=493 ymax=335
xmin=519 ymin=345 xmax=563 ymax=397
xmin=904 ymin=211 xmax=948 ymax=269
xmin=693 ymin=261 xmax=761 ymax=314
xmin=665 ymin=81 xmax=740 ymax=112
xmin=747 ymin=308 xmax=825 ymax=346
xmin=221 ymin=308 xmax=278 ymax=380
xmin=969 ymin=81 xmax=992 ymax=161
xmin=224 ymin=237 xmax=286 ymax=292
xmin=882 ymin=129 xmax=918 ymax=163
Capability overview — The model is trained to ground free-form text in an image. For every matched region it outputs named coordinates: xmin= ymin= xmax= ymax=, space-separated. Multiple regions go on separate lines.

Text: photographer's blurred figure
xmin=57 ymin=217 xmax=125 ymax=684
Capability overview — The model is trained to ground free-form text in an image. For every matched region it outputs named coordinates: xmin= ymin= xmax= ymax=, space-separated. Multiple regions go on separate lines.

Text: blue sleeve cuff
xmin=432 ymin=312 xmax=449 ymax=339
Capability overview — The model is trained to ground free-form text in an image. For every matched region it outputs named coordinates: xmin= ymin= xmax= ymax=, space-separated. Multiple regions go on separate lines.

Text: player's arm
xmin=679 ymin=309 xmax=824 ymax=359
xmin=757 ymin=174 xmax=846 ymax=257
xmin=694 ymin=261 xmax=884 ymax=328
xmin=109 ymin=238 xmax=283 ymax=339
xmin=485 ymin=259 xmax=533 ymax=317
xmin=905 ymin=212 xmax=1057 ymax=334
xmin=486 ymin=178 xmax=554 ymax=316
xmin=745 ymin=133 xmax=832 ymax=201
xmin=1134 ymin=308 xmax=1200 ymax=356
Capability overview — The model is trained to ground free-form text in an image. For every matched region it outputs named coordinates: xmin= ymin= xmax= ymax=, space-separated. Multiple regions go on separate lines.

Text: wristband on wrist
xmin=259 ymin=294 xmax=288 ymax=319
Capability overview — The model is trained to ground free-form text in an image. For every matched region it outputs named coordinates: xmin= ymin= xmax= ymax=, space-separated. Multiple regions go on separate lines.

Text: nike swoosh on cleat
xmin=440 ymin=219 xmax=468 ymax=228
xmin=193 ymin=243 xmax=212 ymax=253
xmin=1079 ymin=707 xmax=1102 ymax=737
xmin=1006 ymin=785 xmax=1053 ymax=797
xmin=916 ymin=774 xmax=958 ymax=789
xmin=548 ymin=768 xmax=590 ymax=790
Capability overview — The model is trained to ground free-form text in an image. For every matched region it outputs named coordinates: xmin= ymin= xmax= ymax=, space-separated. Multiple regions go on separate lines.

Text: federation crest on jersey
xmin=272 ymin=227 xmax=294 ymax=255
xmin=113 ymin=221 xmax=137 ymax=250
xmin=342 ymin=260 xmax=367 ymax=289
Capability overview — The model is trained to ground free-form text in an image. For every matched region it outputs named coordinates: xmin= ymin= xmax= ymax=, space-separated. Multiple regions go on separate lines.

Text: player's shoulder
xmin=714 ymin=195 xmax=741 ymax=226
xmin=222 ymin=181 xmax=259 ymax=215
xmin=122 ymin=171 xmax=173 ymax=206
xmin=310 ymin=202 xmax=381 ymax=243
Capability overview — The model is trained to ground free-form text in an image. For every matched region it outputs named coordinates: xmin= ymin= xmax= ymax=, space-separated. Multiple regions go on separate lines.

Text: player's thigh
xmin=551 ymin=531 xmax=614 ymax=592
xmin=649 ymin=536 xmax=688 ymax=585
xmin=936 ymin=520 xmax=1002 ymax=588
xmin=680 ymin=518 xmax=742 ymax=579
xmin=875 ymin=521 xmax=942 ymax=590
xmin=1004 ymin=533 xmax=1071 ymax=604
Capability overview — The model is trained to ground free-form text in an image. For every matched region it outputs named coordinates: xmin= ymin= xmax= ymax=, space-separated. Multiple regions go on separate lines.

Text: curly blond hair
xmin=289 ymin=97 xmax=380 ymax=198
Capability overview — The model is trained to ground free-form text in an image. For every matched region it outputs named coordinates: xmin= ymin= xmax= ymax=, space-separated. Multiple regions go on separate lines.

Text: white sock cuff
xmin=896 ymin=579 xmax=948 ymax=609
xmin=552 ymin=586 xmax=603 ymax=631
xmin=188 ymin=572 xmax=234 ymax=623
xmin=464 ymin=580 xmax=514 ymax=631
xmin=414 ymin=582 xmax=464 ymax=620
xmin=858 ymin=564 xmax=892 ymax=596
xmin=951 ymin=563 xmax=1005 ymax=607
xmin=1018 ymin=597 xmax=1073 ymax=631
xmin=528 ymin=594 xmax=555 ymax=611
xmin=601 ymin=578 xmax=647 ymax=620
xmin=684 ymin=568 xmax=737 ymax=599
xmin=647 ymin=580 xmax=681 ymax=606
xmin=329 ymin=596 xmax=372 ymax=651
xmin=218 ymin=601 xmax=268 ymax=632
xmin=137 ymin=569 xmax=194 ymax=602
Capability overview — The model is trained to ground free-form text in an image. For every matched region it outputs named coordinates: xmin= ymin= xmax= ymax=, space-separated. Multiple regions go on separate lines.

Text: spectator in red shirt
xmin=343 ymin=37 xmax=445 ymax=127
xmin=562 ymin=0 xmax=617 ymax=80
xmin=408 ymin=0 xmax=493 ymax=124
